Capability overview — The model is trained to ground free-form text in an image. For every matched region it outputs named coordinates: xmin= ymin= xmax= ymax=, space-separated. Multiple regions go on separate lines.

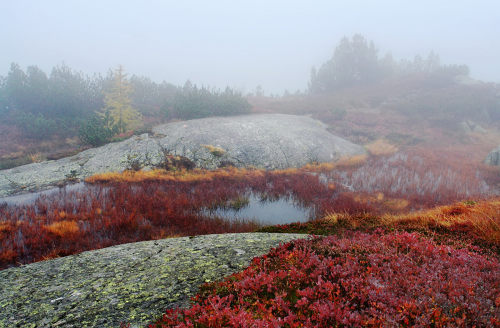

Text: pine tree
xmin=99 ymin=65 xmax=142 ymax=133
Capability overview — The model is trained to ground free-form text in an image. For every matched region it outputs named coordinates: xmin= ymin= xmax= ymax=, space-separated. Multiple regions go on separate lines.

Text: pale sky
xmin=1 ymin=0 xmax=499 ymax=93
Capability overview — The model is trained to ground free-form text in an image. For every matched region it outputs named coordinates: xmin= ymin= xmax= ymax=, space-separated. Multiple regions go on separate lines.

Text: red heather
xmin=152 ymin=231 xmax=500 ymax=327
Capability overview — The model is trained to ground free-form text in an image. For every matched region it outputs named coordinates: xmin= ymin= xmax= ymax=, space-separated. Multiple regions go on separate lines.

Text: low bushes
xmin=152 ymin=231 xmax=499 ymax=327
xmin=78 ymin=114 xmax=117 ymax=146
xmin=12 ymin=111 xmax=57 ymax=139
xmin=169 ymin=85 xmax=251 ymax=120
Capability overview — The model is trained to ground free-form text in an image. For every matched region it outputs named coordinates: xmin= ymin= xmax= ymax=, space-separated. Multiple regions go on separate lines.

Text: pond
xmin=1 ymin=184 xmax=316 ymax=226
xmin=202 ymin=193 xmax=315 ymax=225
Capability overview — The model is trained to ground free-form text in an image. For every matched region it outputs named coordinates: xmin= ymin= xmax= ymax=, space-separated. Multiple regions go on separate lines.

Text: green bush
xmin=78 ymin=114 xmax=117 ymax=146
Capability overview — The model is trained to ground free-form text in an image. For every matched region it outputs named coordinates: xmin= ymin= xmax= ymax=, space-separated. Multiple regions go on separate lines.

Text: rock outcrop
xmin=152 ymin=114 xmax=365 ymax=169
xmin=485 ymin=146 xmax=500 ymax=166
xmin=0 ymin=134 xmax=165 ymax=197
xmin=0 ymin=233 xmax=308 ymax=328
xmin=0 ymin=114 xmax=365 ymax=197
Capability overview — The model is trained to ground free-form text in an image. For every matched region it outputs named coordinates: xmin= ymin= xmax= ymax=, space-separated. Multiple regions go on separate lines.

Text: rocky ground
xmin=0 ymin=233 xmax=309 ymax=328
xmin=0 ymin=114 xmax=365 ymax=198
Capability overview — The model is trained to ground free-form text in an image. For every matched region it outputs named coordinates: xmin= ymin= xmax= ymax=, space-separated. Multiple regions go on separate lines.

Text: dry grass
xmin=365 ymin=139 xmax=398 ymax=156
xmin=87 ymin=156 xmax=371 ymax=185
xmin=28 ymin=152 xmax=45 ymax=163
xmin=85 ymin=167 xmax=266 ymax=184
xmin=359 ymin=198 xmax=498 ymax=243
xmin=261 ymin=197 xmax=500 ymax=253
xmin=381 ymin=198 xmax=500 ymax=245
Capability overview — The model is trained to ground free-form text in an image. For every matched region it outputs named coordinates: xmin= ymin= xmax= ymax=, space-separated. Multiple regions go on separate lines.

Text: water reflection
xmin=203 ymin=193 xmax=315 ymax=225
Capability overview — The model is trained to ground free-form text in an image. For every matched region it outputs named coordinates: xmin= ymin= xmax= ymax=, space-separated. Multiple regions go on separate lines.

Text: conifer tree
xmin=100 ymin=65 xmax=142 ymax=133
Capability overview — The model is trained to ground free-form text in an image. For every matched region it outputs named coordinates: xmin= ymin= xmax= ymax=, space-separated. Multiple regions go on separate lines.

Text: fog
xmin=1 ymin=0 xmax=499 ymax=93
xmin=2 ymin=2 xmax=500 ymax=325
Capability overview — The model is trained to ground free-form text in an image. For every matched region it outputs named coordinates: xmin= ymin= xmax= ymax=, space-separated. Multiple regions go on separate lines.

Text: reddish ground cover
xmin=151 ymin=231 xmax=500 ymax=327
xmin=0 ymin=154 xmax=497 ymax=270
xmin=0 ymin=168 xmax=329 ymax=269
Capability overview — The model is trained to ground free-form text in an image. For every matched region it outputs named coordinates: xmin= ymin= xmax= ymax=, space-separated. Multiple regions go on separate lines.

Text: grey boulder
xmin=153 ymin=114 xmax=365 ymax=169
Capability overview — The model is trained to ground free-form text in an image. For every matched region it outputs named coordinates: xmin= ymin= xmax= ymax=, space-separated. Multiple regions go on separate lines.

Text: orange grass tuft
xmin=383 ymin=198 xmax=500 ymax=246
xmin=0 ymin=222 xmax=13 ymax=236
xmin=86 ymin=157 xmax=368 ymax=184
xmin=85 ymin=167 xmax=267 ymax=184
xmin=44 ymin=220 xmax=80 ymax=237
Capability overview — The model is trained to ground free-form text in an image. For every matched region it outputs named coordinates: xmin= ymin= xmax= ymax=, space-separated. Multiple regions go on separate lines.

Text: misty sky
xmin=1 ymin=0 xmax=499 ymax=93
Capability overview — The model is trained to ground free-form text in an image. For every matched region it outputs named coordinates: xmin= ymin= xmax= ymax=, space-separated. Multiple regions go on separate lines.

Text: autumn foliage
xmin=0 ymin=154 xmax=499 ymax=327
xmin=151 ymin=231 xmax=499 ymax=327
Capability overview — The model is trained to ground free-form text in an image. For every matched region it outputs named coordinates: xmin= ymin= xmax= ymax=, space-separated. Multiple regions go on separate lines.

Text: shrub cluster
xmin=78 ymin=114 xmax=117 ymax=146
xmin=11 ymin=111 xmax=57 ymax=139
xmin=152 ymin=231 xmax=499 ymax=327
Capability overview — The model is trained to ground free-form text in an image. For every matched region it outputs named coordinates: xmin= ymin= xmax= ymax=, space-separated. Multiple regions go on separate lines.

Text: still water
xmin=203 ymin=194 xmax=315 ymax=225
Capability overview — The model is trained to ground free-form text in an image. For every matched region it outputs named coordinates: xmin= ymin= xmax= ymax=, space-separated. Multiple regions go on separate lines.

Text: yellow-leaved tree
xmin=100 ymin=65 xmax=142 ymax=133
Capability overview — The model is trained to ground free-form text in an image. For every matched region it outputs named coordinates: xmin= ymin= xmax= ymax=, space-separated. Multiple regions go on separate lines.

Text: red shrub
xmin=152 ymin=231 xmax=500 ymax=327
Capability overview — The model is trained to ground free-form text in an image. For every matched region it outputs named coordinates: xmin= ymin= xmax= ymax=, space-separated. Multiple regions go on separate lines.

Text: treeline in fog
xmin=301 ymin=35 xmax=499 ymax=125
xmin=1 ymin=34 xmax=499 ymax=152
xmin=309 ymin=35 xmax=470 ymax=93
xmin=0 ymin=64 xmax=251 ymax=145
